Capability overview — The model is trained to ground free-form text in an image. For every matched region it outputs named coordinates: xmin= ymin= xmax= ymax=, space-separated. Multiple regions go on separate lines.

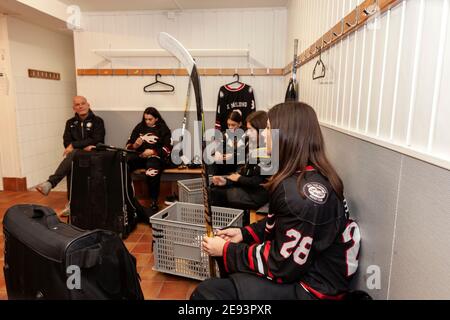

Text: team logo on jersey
xmin=141 ymin=133 xmax=159 ymax=144
xmin=303 ymin=182 xmax=328 ymax=204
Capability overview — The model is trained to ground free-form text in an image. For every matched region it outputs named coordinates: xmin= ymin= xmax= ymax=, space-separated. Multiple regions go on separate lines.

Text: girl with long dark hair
xmin=213 ymin=109 xmax=244 ymax=175
xmin=126 ymin=107 xmax=172 ymax=215
xmin=210 ymin=111 xmax=270 ymax=224
xmin=192 ymin=102 xmax=361 ymax=300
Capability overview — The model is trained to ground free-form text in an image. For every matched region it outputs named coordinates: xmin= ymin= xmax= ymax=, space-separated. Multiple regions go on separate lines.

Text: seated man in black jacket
xmin=36 ymin=96 xmax=105 ymax=198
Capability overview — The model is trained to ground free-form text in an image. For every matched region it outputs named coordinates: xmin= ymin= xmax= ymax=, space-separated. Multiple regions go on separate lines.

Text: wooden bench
xmin=132 ymin=166 xmax=202 ymax=199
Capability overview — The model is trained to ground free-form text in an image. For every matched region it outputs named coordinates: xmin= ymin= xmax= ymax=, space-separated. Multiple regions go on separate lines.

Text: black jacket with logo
xmin=126 ymin=122 xmax=172 ymax=161
xmin=63 ymin=110 xmax=105 ymax=149
xmin=223 ymin=168 xmax=361 ymax=299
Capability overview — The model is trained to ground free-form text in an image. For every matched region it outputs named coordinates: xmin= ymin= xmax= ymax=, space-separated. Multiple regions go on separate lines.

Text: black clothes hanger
xmin=225 ymin=73 xmax=243 ymax=87
xmin=143 ymin=73 xmax=175 ymax=93
xmin=313 ymin=49 xmax=326 ymax=80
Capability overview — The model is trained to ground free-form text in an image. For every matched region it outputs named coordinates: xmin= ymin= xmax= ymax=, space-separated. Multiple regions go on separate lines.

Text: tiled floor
xmin=0 ymin=191 xmax=200 ymax=300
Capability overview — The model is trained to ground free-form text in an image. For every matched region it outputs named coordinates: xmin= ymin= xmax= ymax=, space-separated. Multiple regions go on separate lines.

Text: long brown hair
xmin=264 ymin=102 xmax=344 ymax=200
xmin=246 ymin=111 xmax=268 ymax=131
xmin=246 ymin=111 xmax=268 ymax=146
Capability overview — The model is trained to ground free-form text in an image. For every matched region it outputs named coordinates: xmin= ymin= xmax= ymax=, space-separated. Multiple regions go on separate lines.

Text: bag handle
xmin=31 ymin=205 xmax=60 ymax=229
xmin=31 ymin=206 xmax=56 ymax=218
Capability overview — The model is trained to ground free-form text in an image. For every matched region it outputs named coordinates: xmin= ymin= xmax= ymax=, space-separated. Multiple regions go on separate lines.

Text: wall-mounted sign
xmin=28 ymin=69 xmax=60 ymax=80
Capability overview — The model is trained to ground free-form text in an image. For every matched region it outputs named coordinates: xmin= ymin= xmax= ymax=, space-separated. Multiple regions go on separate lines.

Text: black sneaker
xmin=164 ymin=194 xmax=179 ymax=205
xmin=151 ymin=200 xmax=159 ymax=212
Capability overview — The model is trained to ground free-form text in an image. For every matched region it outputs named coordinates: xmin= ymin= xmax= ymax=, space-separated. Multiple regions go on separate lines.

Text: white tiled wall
xmin=14 ymin=78 xmax=76 ymax=188
xmin=7 ymin=17 xmax=76 ymax=188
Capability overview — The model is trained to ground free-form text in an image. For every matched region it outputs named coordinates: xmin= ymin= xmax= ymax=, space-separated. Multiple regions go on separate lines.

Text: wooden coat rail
xmin=284 ymin=0 xmax=403 ymax=75
xmin=77 ymin=68 xmax=284 ymax=77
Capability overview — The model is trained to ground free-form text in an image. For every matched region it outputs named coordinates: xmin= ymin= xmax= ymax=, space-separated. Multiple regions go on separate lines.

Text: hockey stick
xmin=285 ymin=39 xmax=299 ymax=102
xmin=179 ymin=76 xmax=192 ymax=166
xmin=158 ymin=32 xmax=217 ymax=277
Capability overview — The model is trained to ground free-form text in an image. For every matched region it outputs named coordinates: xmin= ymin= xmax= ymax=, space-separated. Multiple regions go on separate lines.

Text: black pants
xmin=48 ymin=150 xmax=78 ymax=190
xmin=128 ymin=154 xmax=163 ymax=201
xmin=190 ymin=273 xmax=316 ymax=300
xmin=210 ymin=185 xmax=267 ymax=210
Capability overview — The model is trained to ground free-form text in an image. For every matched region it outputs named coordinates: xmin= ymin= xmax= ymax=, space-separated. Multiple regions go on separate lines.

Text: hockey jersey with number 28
xmin=222 ymin=167 xmax=361 ymax=299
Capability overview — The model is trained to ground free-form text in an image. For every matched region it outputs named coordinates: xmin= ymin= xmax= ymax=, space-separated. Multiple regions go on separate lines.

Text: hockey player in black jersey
xmin=126 ymin=107 xmax=172 ymax=214
xmin=210 ymin=111 xmax=270 ymax=222
xmin=213 ymin=110 xmax=245 ymax=175
xmin=191 ymin=102 xmax=361 ymax=300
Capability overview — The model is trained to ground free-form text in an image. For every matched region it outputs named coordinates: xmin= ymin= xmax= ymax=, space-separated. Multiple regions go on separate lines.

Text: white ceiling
xmin=57 ymin=0 xmax=289 ymax=12
xmin=0 ymin=0 xmax=71 ymax=35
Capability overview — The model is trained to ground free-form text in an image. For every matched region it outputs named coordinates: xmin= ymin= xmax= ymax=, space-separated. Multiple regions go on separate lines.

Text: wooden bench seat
xmin=132 ymin=166 xmax=202 ymax=199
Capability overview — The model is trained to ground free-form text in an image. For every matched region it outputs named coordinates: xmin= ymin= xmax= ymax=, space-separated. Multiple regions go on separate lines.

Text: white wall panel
xmin=410 ymin=1 xmax=444 ymax=151
xmin=433 ymin=0 xmax=450 ymax=159
xmin=378 ymin=5 xmax=402 ymax=139
xmin=288 ymin=0 xmax=450 ymax=169
xmin=74 ymin=8 xmax=287 ymax=112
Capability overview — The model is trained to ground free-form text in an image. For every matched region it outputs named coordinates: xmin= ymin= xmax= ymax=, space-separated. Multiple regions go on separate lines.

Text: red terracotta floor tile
xmin=0 ymin=277 xmax=6 ymax=291
xmin=124 ymin=242 xmax=138 ymax=252
xmin=140 ymin=280 xmax=164 ymax=300
xmin=124 ymin=233 xmax=143 ymax=243
xmin=134 ymin=253 xmax=152 ymax=267
xmin=139 ymin=234 xmax=152 ymax=243
xmin=157 ymin=281 xmax=191 ymax=300
xmin=131 ymin=242 xmax=151 ymax=254
xmin=0 ymin=290 xmax=7 ymax=300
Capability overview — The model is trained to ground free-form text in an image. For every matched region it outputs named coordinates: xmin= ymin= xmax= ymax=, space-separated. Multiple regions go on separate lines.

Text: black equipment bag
xmin=69 ymin=150 xmax=138 ymax=238
xmin=2 ymin=204 xmax=144 ymax=300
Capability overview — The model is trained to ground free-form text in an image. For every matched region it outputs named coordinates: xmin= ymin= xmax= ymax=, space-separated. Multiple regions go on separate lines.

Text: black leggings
xmin=190 ymin=273 xmax=316 ymax=300
xmin=128 ymin=154 xmax=163 ymax=201
xmin=210 ymin=185 xmax=266 ymax=210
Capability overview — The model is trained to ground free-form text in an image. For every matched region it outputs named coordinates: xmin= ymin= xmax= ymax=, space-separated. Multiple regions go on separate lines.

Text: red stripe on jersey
xmin=245 ymin=226 xmax=261 ymax=244
xmin=295 ymin=166 xmax=315 ymax=173
xmin=248 ymin=244 xmax=256 ymax=271
xmin=223 ymin=241 xmax=231 ymax=273
xmin=300 ymin=282 xmax=346 ymax=301
xmin=225 ymin=83 xmax=245 ymax=92
xmin=263 ymin=241 xmax=273 ymax=278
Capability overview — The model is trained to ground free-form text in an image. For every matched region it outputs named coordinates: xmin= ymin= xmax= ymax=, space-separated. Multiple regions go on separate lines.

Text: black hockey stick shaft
xmin=158 ymin=32 xmax=217 ymax=277
xmin=191 ymin=66 xmax=216 ymax=277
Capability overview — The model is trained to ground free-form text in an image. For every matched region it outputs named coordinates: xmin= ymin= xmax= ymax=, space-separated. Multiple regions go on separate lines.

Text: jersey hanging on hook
xmin=285 ymin=39 xmax=299 ymax=102
xmin=215 ymin=73 xmax=256 ymax=132
xmin=143 ymin=73 xmax=175 ymax=93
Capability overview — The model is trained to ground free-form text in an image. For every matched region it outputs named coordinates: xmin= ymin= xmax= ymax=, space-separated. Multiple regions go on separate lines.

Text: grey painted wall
xmin=322 ymin=126 xmax=450 ymax=300
xmin=96 ymin=110 xmax=216 ymax=147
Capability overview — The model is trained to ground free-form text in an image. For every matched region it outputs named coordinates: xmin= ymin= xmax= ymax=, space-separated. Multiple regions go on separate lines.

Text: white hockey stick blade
xmin=158 ymin=32 xmax=195 ymax=75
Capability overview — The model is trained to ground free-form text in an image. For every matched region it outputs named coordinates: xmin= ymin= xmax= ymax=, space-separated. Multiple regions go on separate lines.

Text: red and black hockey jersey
xmin=215 ymin=84 xmax=256 ymax=132
xmin=222 ymin=168 xmax=361 ymax=299
xmin=126 ymin=122 xmax=172 ymax=160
